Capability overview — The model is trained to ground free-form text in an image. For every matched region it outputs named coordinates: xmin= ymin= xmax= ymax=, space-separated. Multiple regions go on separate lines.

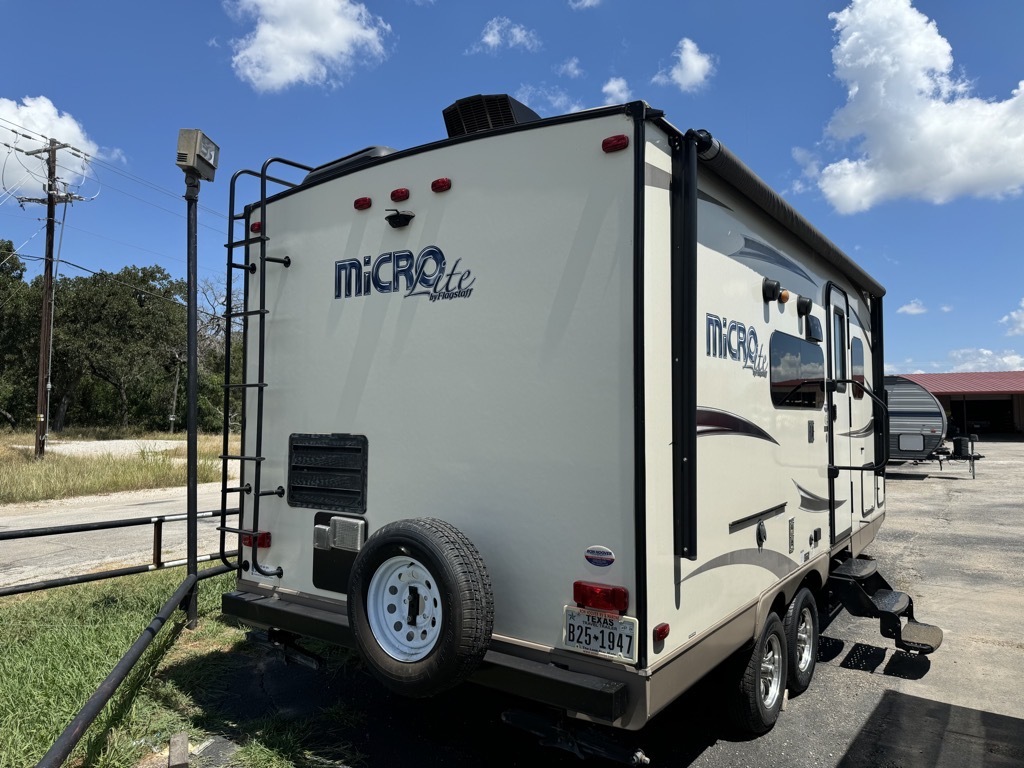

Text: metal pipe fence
xmin=0 ymin=508 xmax=238 ymax=598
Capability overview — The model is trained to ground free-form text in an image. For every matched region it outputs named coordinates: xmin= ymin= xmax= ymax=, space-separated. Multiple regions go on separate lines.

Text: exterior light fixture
xmin=175 ymin=129 xmax=220 ymax=182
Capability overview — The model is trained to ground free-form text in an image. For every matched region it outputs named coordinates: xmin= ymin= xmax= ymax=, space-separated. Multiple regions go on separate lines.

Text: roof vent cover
xmin=443 ymin=94 xmax=541 ymax=138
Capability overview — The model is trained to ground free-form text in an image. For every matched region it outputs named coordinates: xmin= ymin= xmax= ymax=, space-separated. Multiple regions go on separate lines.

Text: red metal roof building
xmin=900 ymin=371 xmax=1024 ymax=434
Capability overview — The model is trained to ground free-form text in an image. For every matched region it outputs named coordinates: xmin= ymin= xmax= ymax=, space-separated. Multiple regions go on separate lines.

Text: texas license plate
xmin=562 ymin=606 xmax=638 ymax=664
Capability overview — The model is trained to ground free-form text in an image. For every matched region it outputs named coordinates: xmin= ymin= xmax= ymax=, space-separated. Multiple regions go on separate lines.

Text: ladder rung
xmin=230 ymin=261 xmax=257 ymax=273
xmin=224 ymin=382 xmax=267 ymax=389
xmin=221 ymin=454 xmax=265 ymax=462
xmin=226 ymin=235 xmax=268 ymax=249
xmin=228 ymin=309 xmax=269 ymax=318
xmin=217 ymin=526 xmax=265 ymax=536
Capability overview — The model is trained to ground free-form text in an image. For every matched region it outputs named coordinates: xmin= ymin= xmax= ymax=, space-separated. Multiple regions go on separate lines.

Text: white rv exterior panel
xmin=241 ymin=114 xmax=642 ymax=651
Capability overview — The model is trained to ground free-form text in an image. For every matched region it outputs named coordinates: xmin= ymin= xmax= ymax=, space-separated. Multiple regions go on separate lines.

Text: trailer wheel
xmin=348 ymin=518 xmax=493 ymax=697
xmin=730 ymin=613 xmax=787 ymax=735
xmin=783 ymin=588 xmax=818 ymax=695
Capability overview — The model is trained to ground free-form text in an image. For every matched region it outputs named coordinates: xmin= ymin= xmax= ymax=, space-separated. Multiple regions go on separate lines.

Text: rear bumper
xmin=222 ymin=589 xmax=629 ymax=722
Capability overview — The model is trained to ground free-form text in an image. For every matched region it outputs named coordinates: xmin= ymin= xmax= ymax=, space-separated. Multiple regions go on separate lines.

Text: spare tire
xmin=347 ymin=517 xmax=494 ymax=697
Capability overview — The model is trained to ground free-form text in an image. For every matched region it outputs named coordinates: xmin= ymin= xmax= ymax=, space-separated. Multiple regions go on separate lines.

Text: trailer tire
xmin=730 ymin=612 xmax=787 ymax=735
xmin=348 ymin=517 xmax=493 ymax=698
xmin=783 ymin=587 xmax=818 ymax=695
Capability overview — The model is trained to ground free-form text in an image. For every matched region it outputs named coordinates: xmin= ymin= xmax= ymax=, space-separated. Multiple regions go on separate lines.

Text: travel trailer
xmin=884 ymin=375 xmax=948 ymax=463
xmin=218 ymin=95 xmax=941 ymax=749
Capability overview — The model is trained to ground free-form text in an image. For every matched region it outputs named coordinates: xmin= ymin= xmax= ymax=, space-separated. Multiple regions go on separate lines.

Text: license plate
xmin=561 ymin=606 xmax=638 ymax=664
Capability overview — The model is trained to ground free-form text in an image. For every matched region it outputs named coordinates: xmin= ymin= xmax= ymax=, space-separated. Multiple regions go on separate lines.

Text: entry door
xmin=826 ymin=285 xmax=853 ymax=545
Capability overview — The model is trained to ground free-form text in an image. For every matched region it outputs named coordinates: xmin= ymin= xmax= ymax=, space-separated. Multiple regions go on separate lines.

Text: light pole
xmin=175 ymin=129 xmax=219 ymax=628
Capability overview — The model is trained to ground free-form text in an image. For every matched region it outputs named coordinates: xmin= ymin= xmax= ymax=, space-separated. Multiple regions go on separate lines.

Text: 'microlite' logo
xmin=706 ymin=312 xmax=767 ymax=377
xmin=334 ymin=245 xmax=475 ymax=303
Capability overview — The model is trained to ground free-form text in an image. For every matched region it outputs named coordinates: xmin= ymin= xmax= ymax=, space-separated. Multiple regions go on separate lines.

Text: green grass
xmin=0 ymin=570 xmax=363 ymax=768
xmin=0 ymin=431 xmax=365 ymax=766
xmin=0 ymin=431 xmax=237 ymax=505
xmin=0 ymin=569 xmax=232 ymax=767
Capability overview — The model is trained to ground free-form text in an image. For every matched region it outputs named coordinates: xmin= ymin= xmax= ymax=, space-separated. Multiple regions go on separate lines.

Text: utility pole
xmin=25 ymin=139 xmax=67 ymax=459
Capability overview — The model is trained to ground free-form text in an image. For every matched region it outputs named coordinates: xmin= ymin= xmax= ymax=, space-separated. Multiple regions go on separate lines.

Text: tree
xmin=0 ymin=244 xmax=240 ymax=433
xmin=52 ymin=265 xmax=187 ymax=429
xmin=0 ymin=240 xmax=34 ymax=428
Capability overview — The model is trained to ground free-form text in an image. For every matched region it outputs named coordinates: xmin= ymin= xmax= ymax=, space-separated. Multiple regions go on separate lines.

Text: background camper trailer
xmin=884 ymin=375 xmax=948 ymax=463
xmin=219 ymin=95 xmax=941 ymax=747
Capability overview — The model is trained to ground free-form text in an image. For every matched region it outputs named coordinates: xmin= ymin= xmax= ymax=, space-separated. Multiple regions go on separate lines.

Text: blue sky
xmin=2 ymin=0 xmax=1022 ymax=373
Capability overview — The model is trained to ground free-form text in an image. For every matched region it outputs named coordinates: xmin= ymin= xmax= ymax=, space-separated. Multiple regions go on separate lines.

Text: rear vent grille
xmin=443 ymin=94 xmax=541 ymax=138
xmin=287 ymin=433 xmax=368 ymax=513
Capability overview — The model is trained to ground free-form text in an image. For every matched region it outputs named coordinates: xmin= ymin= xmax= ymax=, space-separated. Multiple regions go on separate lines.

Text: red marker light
xmin=354 ymin=197 xmax=372 ymax=210
xmin=249 ymin=221 xmax=262 ymax=234
xmin=602 ymin=135 xmax=630 ymax=153
xmin=653 ymin=623 xmax=671 ymax=642
xmin=391 ymin=188 xmax=410 ymax=202
xmin=431 ymin=177 xmax=452 ymax=193
xmin=242 ymin=531 xmax=271 ymax=548
xmin=573 ymin=581 xmax=629 ymax=613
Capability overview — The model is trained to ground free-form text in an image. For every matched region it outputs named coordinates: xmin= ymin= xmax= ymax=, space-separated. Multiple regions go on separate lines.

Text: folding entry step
xmin=830 ymin=555 xmax=943 ymax=655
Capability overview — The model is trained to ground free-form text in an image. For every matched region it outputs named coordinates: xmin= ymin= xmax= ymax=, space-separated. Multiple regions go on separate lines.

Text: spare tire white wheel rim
xmin=367 ymin=555 xmax=443 ymax=662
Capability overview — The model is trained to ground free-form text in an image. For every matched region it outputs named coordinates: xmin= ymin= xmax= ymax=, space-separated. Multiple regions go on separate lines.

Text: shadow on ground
xmin=155 ymin=618 xmax=752 ymax=767
xmin=839 ymin=690 xmax=1024 ymax=768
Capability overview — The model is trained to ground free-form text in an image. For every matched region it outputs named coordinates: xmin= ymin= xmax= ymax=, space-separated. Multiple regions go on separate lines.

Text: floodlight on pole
xmin=177 ymin=128 xmax=218 ymax=627
xmin=175 ymin=129 xmax=220 ymax=182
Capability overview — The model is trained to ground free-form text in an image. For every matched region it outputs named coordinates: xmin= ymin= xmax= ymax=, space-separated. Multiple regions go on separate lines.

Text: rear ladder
xmin=219 ymin=159 xmax=313 ymax=578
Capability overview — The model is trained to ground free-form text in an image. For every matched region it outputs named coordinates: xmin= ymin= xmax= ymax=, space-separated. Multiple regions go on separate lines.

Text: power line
xmin=3 ymin=117 xmax=226 ymax=219
xmin=2 ymin=121 xmax=230 ymax=282
xmin=87 ymin=154 xmax=226 ymax=219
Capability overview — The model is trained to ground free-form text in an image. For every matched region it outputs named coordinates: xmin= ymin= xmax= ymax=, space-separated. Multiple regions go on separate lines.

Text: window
xmin=770 ymin=332 xmax=825 ymax=409
xmin=833 ymin=311 xmax=847 ymax=391
xmin=851 ymin=337 xmax=865 ymax=400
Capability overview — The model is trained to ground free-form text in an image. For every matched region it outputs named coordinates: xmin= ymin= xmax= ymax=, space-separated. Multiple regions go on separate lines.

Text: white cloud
xmin=652 ymin=38 xmax=715 ymax=93
xmin=514 ymin=85 xmax=583 ymax=115
xmin=800 ymin=0 xmax=1024 ymax=214
xmin=602 ymin=77 xmax=631 ymax=105
xmin=569 ymin=0 xmax=601 ymax=8
xmin=470 ymin=17 xmax=541 ymax=54
xmin=896 ymin=299 xmax=927 ymax=315
xmin=940 ymin=305 xmax=953 ymax=313
xmin=1000 ymin=297 xmax=1024 ymax=336
xmin=228 ymin=0 xmax=390 ymax=92
xmin=557 ymin=57 xmax=584 ymax=79
xmin=790 ymin=147 xmax=821 ymax=194
xmin=0 ymin=96 xmax=101 ymax=198
xmin=947 ymin=348 xmax=1024 ymax=372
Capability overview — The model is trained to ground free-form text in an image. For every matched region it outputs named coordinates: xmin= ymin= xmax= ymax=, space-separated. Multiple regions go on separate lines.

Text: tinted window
xmin=851 ymin=337 xmax=865 ymax=400
xmin=771 ymin=332 xmax=825 ymax=408
xmin=833 ymin=311 xmax=847 ymax=391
